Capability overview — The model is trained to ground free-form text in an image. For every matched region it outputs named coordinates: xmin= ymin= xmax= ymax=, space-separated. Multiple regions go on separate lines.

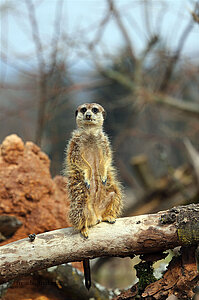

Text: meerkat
xmin=64 ymin=103 xmax=123 ymax=290
xmin=65 ymin=102 xmax=123 ymax=239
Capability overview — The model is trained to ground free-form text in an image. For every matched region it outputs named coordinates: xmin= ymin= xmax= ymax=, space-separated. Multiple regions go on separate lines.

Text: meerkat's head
xmin=75 ymin=103 xmax=106 ymax=129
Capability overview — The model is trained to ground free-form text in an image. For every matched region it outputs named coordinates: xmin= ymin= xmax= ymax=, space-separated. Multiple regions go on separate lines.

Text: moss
xmin=135 ymin=261 xmax=157 ymax=294
xmin=176 ymin=204 xmax=199 ymax=245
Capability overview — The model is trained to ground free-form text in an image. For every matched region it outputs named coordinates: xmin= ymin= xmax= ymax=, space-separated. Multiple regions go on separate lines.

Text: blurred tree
xmin=43 ymin=61 xmax=75 ymax=176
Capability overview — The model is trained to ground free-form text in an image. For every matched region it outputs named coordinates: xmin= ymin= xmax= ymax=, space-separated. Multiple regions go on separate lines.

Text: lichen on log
xmin=160 ymin=204 xmax=199 ymax=244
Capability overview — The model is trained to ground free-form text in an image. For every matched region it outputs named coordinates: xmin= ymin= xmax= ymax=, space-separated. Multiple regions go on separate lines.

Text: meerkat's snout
xmin=85 ymin=111 xmax=92 ymax=120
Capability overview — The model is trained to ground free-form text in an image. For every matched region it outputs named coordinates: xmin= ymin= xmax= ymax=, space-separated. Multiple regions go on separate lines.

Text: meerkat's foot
xmin=81 ymin=227 xmax=89 ymax=239
xmin=103 ymin=216 xmax=116 ymax=224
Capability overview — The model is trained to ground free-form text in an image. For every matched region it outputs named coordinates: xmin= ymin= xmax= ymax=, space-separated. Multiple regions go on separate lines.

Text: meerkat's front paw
xmin=103 ymin=216 xmax=116 ymax=224
xmin=84 ymin=180 xmax=90 ymax=189
xmin=101 ymin=174 xmax=107 ymax=185
xmin=102 ymin=177 xmax=107 ymax=185
xmin=81 ymin=227 xmax=89 ymax=239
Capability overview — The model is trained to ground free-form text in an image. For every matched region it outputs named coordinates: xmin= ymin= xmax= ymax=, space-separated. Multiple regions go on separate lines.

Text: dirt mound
xmin=0 ymin=134 xmax=70 ymax=244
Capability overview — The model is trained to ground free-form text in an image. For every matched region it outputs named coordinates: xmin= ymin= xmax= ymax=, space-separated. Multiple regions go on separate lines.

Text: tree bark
xmin=0 ymin=204 xmax=198 ymax=284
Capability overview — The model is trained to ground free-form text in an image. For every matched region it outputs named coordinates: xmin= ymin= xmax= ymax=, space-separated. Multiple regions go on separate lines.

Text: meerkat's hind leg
xmin=102 ymin=205 xmax=116 ymax=224
xmin=102 ymin=191 xmax=118 ymax=224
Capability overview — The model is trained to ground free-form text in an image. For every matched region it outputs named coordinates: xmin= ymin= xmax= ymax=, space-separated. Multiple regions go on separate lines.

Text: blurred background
xmin=1 ymin=0 xmax=199 ymax=295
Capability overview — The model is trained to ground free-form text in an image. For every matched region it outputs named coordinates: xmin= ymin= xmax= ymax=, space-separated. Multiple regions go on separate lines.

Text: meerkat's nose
xmin=85 ymin=112 xmax=92 ymax=120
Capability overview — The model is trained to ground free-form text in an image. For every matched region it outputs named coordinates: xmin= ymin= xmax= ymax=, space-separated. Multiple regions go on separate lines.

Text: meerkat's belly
xmin=83 ymin=146 xmax=101 ymax=189
xmin=83 ymin=146 xmax=107 ymax=217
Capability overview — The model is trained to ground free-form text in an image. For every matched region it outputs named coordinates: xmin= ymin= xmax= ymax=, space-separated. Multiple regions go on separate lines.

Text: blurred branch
xmin=116 ymin=157 xmax=135 ymax=188
xmin=0 ymin=82 xmax=35 ymax=90
xmin=89 ymin=10 xmax=111 ymax=49
xmin=152 ymin=92 xmax=199 ymax=118
xmin=191 ymin=11 xmax=199 ymax=23
xmin=25 ymin=0 xmax=47 ymax=146
xmin=143 ymin=0 xmax=152 ymax=36
xmin=190 ymin=2 xmax=199 ymax=24
xmin=184 ymin=138 xmax=199 ymax=185
xmin=50 ymin=0 xmax=64 ymax=73
xmin=133 ymin=35 xmax=159 ymax=98
xmin=25 ymin=0 xmax=45 ymax=75
xmin=159 ymin=18 xmax=194 ymax=92
xmin=126 ymin=160 xmax=198 ymax=217
xmin=38 ymin=265 xmax=115 ymax=300
xmin=155 ymin=2 xmax=168 ymax=35
xmin=92 ymin=55 xmax=199 ymax=117
xmin=0 ymin=51 xmax=36 ymax=77
xmin=92 ymin=53 xmax=199 ymax=117
xmin=107 ymin=0 xmax=136 ymax=63
xmin=141 ymin=35 xmax=159 ymax=60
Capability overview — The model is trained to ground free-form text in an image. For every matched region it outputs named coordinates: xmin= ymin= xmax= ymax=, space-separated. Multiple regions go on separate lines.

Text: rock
xmin=1 ymin=134 xmax=24 ymax=164
xmin=0 ymin=134 xmax=70 ymax=245
xmin=0 ymin=232 xmax=6 ymax=242
xmin=0 ymin=215 xmax=22 ymax=237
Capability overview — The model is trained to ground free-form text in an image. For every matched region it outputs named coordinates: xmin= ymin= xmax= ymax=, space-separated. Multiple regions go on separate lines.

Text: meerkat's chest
xmin=82 ymin=144 xmax=101 ymax=164
xmin=80 ymin=140 xmax=104 ymax=171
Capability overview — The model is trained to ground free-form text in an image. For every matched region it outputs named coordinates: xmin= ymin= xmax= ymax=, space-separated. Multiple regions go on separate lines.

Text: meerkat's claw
xmin=101 ymin=176 xmax=107 ymax=185
xmin=81 ymin=227 xmax=89 ymax=239
xmin=102 ymin=178 xmax=107 ymax=185
xmin=103 ymin=216 xmax=116 ymax=224
xmin=85 ymin=181 xmax=90 ymax=189
xmin=96 ymin=218 xmax=102 ymax=224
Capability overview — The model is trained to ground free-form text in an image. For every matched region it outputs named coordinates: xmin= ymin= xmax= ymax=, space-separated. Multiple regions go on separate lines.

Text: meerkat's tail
xmin=83 ymin=258 xmax=91 ymax=290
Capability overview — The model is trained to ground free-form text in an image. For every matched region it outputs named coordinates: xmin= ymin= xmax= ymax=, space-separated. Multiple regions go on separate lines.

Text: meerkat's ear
xmin=103 ymin=109 xmax=107 ymax=120
xmin=75 ymin=110 xmax=78 ymax=117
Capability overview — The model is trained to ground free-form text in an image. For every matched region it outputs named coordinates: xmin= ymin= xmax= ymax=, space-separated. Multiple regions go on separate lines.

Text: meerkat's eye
xmin=80 ymin=107 xmax=87 ymax=114
xmin=92 ymin=107 xmax=99 ymax=114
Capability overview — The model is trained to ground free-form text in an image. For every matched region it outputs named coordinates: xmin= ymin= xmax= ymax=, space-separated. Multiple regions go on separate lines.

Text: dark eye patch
xmin=80 ymin=107 xmax=87 ymax=114
xmin=92 ymin=107 xmax=99 ymax=114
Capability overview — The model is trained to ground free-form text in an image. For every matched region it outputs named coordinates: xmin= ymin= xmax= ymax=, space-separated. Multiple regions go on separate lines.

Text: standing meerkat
xmin=65 ymin=103 xmax=123 ymax=240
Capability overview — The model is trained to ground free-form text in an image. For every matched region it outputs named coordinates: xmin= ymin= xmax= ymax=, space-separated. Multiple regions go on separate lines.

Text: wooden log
xmin=38 ymin=265 xmax=116 ymax=299
xmin=0 ymin=204 xmax=198 ymax=284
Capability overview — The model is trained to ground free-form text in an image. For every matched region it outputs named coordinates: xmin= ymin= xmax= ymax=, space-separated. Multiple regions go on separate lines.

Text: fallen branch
xmin=38 ymin=264 xmax=116 ymax=299
xmin=0 ymin=204 xmax=198 ymax=284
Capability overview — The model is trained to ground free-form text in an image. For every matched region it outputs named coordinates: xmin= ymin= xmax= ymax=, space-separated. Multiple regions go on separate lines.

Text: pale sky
xmin=0 ymin=0 xmax=199 ymax=79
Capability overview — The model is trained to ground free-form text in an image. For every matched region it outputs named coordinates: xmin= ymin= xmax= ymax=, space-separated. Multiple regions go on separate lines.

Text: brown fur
xmin=64 ymin=103 xmax=123 ymax=238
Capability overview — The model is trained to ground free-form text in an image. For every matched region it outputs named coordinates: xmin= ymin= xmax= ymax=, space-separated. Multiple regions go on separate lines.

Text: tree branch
xmin=0 ymin=203 xmax=199 ymax=284
xmin=159 ymin=17 xmax=194 ymax=92
xmin=25 ymin=0 xmax=47 ymax=146
xmin=107 ymin=0 xmax=136 ymax=63
xmin=49 ymin=0 xmax=64 ymax=73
